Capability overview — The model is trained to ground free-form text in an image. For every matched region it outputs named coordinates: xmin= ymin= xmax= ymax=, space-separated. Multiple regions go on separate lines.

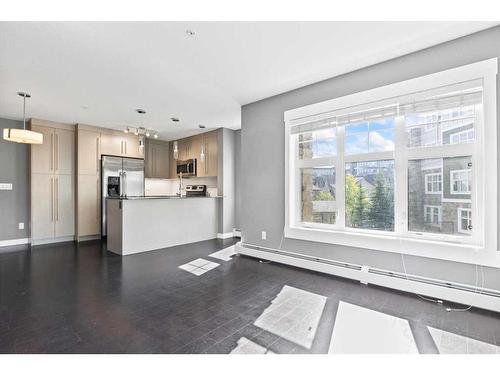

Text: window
xmin=408 ymin=157 xmax=471 ymax=236
xmin=285 ymin=59 xmax=497 ymax=264
xmin=425 ymin=173 xmax=442 ymax=194
xmin=301 ymin=167 xmax=336 ymax=225
xmin=450 ymin=129 xmax=475 ymax=145
xmin=450 ymin=169 xmax=471 ymax=194
xmin=458 ymin=208 xmax=472 ymax=234
xmin=424 ymin=205 xmax=442 ymax=225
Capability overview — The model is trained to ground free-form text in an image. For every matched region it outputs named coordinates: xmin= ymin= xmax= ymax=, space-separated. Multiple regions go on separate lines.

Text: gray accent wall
xmin=241 ymin=26 xmax=500 ymax=290
xmin=216 ymin=128 xmax=237 ymax=234
xmin=0 ymin=118 xmax=29 ymax=241
xmin=234 ymin=129 xmax=241 ymax=230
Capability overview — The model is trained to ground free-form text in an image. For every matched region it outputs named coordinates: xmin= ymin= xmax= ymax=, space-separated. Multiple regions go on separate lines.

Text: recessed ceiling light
xmin=136 ymin=109 xmax=146 ymax=114
xmin=198 ymin=124 xmax=206 ymax=129
xmin=171 ymin=117 xmax=180 ymax=123
xmin=185 ymin=29 xmax=195 ymax=37
xmin=81 ymin=105 xmax=89 ymax=110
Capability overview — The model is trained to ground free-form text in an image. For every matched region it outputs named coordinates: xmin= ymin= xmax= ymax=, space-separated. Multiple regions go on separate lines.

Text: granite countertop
xmin=106 ymin=195 xmax=223 ymax=200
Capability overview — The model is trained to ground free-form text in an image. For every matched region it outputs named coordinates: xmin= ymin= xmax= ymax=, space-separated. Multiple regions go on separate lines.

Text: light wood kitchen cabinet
xmin=31 ymin=125 xmax=74 ymax=175
xmin=167 ymin=131 xmax=219 ymax=178
xmin=101 ymin=133 xmax=143 ymax=158
xmin=30 ymin=125 xmax=54 ymax=174
xmin=169 ymin=142 xmax=178 ymax=179
xmin=54 ymin=174 xmax=75 ymax=237
xmin=78 ymin=129 xmax=100 ymax=175
xmin=77 ymin=174 xmax=100 ymax=237
xmin=31 ymin=173 xmax=56 ymax=240
xmin=179 ymin=139 xmax=192 ymax=160
xmin=197 ymin=132 xmax=218 ymax=177
xmin=123 ymin=135 xmax=143 ymax=158
xmin=145 ymin=140 xmax=169 ymax=178
xmin=100 ymin=132 xmax=122 ymax=157
xmin=55 ymin=128 xmax=75 ymax=175
xmin=30 ymin=120 xmax=75 ymax=244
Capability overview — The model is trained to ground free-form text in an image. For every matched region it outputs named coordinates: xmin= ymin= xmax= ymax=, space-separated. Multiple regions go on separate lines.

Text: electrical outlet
xmin=261 ymin=231 xmax=267 ymax=240
xmin=18 ymin=222 xmax=24 ymax=230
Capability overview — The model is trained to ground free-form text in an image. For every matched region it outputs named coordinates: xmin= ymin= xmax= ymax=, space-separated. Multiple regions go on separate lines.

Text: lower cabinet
xmin=55 ymin=174 xmax=75 ymax=237
xmin=77 ymin=174 xmax=100 ymax=238
xmin=31 ymin=173 xmax=75 ymax=243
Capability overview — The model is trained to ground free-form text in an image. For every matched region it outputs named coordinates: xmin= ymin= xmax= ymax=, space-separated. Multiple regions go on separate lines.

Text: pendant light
xmin=3 ymin=92 xmax=43 ymax=144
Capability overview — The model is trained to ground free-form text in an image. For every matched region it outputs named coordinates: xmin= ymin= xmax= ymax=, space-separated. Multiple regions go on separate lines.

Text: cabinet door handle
xmin=50 ymin=177 xmax=54 ymax=222
xmin=124 ymin=140 xmax=127 ymax=155
xmin=50 ymin=133 xmax=54 ymax=171
xmin=55 ymin=133 xmax=59 ymax=172
xmin=55 ymin=177 xmax=59 ymax=221
xmin=96 ymin=137 xmax=100 ymax=173
xmin=96 ymin=178 xmax=99 ymax=220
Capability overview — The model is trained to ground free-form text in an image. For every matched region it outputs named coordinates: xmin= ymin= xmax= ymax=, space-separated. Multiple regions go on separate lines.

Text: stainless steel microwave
xmin=176 ymin=159 xmax=197 ymax=177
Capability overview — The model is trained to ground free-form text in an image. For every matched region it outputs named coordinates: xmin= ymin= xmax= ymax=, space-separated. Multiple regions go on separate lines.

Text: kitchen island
xmin=106 ymin=196 xmax=220 ymax=256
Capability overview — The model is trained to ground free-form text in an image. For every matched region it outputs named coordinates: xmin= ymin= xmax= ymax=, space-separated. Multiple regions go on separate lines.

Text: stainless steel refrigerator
xmin=101 ymin=155 xmax=145 ymax=236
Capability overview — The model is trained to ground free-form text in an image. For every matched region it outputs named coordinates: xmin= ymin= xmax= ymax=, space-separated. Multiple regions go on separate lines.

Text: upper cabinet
xmin=78 ymin=129 xmax=100 ymax=175
xmin=124 ymin=135 xmax=143 ymax=158
xmin=197 ymin=132 xmax=218 ymax=177
xmin=100 ymin=133 xmax=143 ymax=158
xmin=145 ymin=139 xmax=169 ymax=179
xmin=31 ymin=123 xmax=75 ymax=175
xmin=167 ymin=130 xmax=219 ymax=178
xmin=100 ymin=132 xmax=121 ymax=157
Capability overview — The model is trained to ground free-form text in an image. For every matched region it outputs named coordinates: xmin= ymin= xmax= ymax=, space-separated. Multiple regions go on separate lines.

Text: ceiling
xmin=0 ymin=22 xmax=497 ymax=140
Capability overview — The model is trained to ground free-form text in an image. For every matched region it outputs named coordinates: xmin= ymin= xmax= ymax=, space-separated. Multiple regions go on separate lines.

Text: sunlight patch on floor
xmin=209 ymin=245 xmax=236 ymax=262
xmin=178 ymin=258 xmax=220 ymax=276
xmin=230 ymin=337 xmax=275 ymax=354
xmin=253 ymin=285 xmax=327 ymax=349
xmin=428 ymin=326 xmax=500 ymax=354
xmin=328 ymin=301 xmax=418 ymax=354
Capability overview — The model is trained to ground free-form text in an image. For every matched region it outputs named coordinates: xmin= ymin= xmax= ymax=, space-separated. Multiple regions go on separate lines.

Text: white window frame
xmin=450 ymin=169 xmax=472 ymax=194
xmin=284 ymin=58 xmax=498 ymax=267
xmin=424 ymin=205 xmax=442 ymax=225
xmin=424 ymin=173 xmax=442 ymax=194
xmin=458 ymin=208 xmax=472 ymax=234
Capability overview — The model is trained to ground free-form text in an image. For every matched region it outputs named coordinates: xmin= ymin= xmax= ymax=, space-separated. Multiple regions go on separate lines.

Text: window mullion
xmin=394 ymin=115 xmax=407 ymax=235
xmin=337 ymin=125 xmax=346 ymax=228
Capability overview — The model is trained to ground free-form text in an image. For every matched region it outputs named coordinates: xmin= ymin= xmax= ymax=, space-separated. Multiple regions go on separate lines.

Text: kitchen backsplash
xmin=145 ymin=176 xmax=218 ymax=196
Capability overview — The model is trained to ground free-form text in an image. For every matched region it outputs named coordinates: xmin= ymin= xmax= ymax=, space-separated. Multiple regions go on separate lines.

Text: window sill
xmin=285 ymin=225 xmax=500 ymax=268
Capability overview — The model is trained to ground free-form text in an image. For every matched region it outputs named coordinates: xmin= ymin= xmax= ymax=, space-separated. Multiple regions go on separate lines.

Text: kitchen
xmin=28 ymin=116 xmax=237 ymax=255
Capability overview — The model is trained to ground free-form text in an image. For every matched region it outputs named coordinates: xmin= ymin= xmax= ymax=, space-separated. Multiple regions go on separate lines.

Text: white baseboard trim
xmin=77 ymin=234 xmax=101 ymax=242
xmin=0 ymin=238 xmax=30 ymax=247
xmin=31 ymin=236 xmax=75 ymax=246
xmin=236 ymin=242 xmax=500 ymax=313
xmin=217 ymin=232 xmax=234 ymax=239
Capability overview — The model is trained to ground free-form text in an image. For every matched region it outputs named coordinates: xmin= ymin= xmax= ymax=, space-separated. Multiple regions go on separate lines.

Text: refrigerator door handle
xmin=123 ymin=171 xmax=127 ymax=197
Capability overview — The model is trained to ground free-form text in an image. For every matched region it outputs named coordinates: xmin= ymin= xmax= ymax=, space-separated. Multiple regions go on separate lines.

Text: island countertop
xmin=106 ymin=196 xmax=219 ymax=255
xmin=106 ymin=195 xmax=223 ymax=200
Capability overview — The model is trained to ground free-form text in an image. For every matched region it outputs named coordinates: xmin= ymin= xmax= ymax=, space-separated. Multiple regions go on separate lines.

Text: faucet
xmin=178 ymin=172 xmax=184 ymax=197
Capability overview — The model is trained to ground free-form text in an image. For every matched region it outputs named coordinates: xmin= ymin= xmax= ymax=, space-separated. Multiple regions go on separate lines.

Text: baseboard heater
xmin=236 ymin=242 xmax=500 ymax=313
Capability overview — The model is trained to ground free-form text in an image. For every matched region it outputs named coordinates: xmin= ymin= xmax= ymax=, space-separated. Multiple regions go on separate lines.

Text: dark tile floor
xmin=0 ymin=239 xmax=499 ymax=354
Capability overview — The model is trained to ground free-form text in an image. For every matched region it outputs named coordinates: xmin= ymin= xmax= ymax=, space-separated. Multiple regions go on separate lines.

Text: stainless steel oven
xmin=176 ymin=158 xmax=197 ymax=177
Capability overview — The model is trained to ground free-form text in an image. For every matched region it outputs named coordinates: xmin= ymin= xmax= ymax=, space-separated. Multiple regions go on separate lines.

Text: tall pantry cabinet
xmin=76 ymin=125 xmax=101 ymax=240
xmin=30 ymin=119 xmax=75 ymax=245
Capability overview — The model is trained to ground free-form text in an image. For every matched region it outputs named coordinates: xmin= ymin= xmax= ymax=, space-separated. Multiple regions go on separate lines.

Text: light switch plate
xmin=0 ymin=183 xmax=13 ymax=190
xmin=261 ymin=231 xmax=267 ymax=240
xmin=19 ymin=222 xmax=24 ymax=230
